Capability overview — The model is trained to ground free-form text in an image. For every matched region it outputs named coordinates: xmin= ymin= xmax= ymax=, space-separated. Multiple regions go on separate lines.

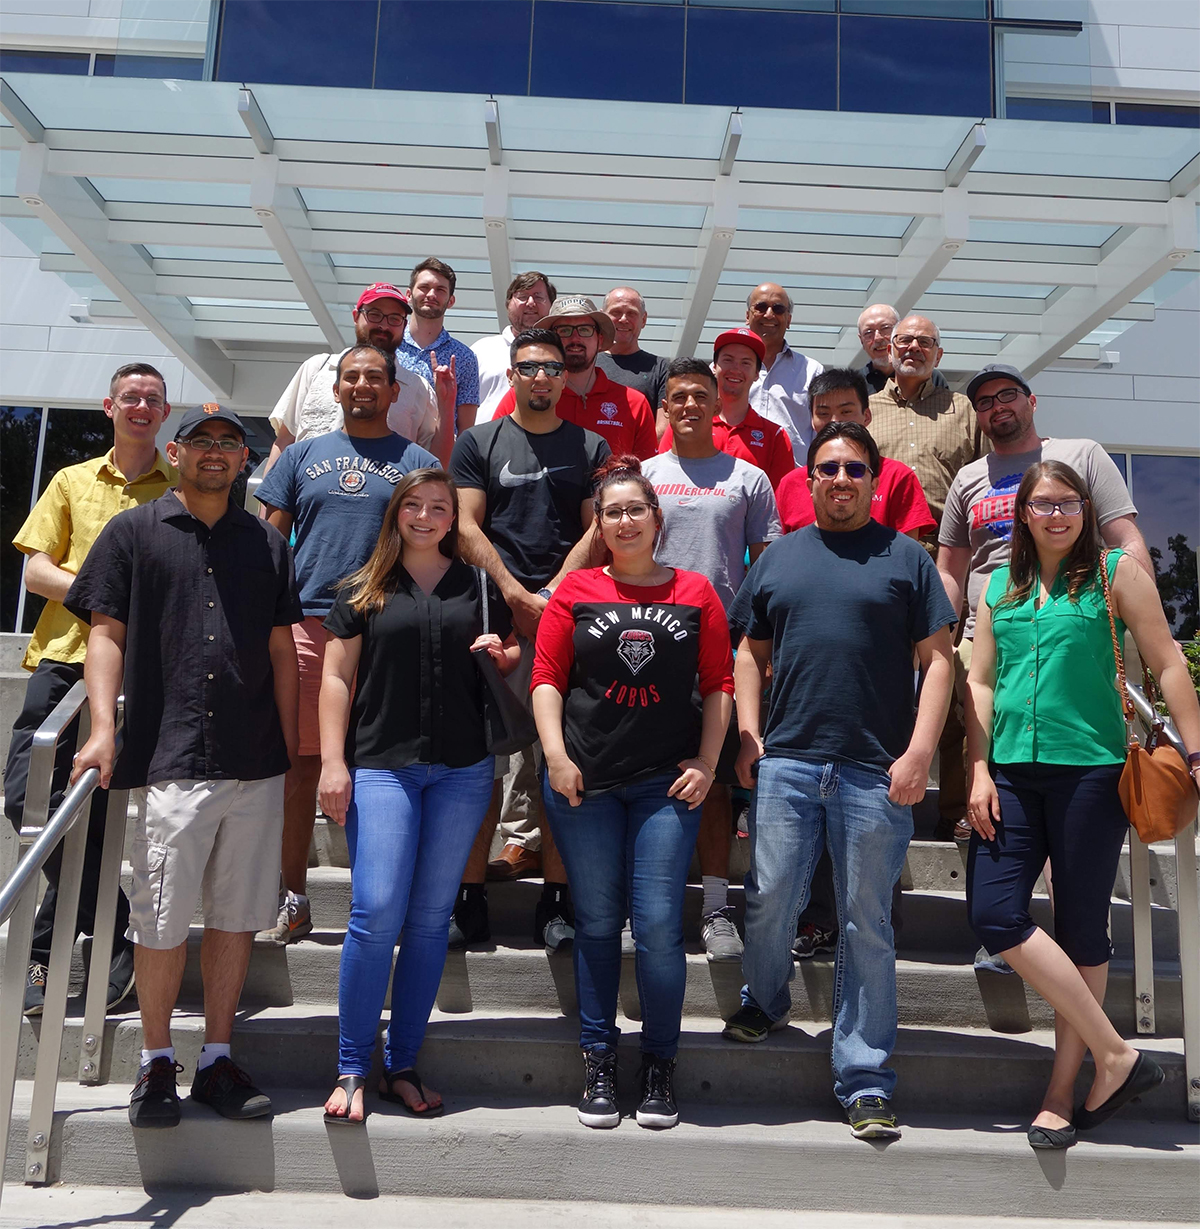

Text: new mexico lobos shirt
xmin=532 ymin=567 xmax=733 ymax=794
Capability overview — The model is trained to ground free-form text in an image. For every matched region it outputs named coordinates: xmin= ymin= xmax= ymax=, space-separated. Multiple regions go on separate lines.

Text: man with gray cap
xmin=936 ymin=363 xmax=1151 ymax=843
xmin=492 ymin=295 xmax=657 ymax=459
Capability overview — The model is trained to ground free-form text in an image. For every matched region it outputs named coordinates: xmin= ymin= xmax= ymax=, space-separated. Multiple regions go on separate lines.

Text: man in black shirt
xmin=70 ymin=405 xmax=301 ymax=1131
xmin=597 ymin=286 xmax=669 ymax=433
xmin=724 ymin=421 xmax=955 ymax=1142
xmin=449 ymin=329 xmax=610 ymax=950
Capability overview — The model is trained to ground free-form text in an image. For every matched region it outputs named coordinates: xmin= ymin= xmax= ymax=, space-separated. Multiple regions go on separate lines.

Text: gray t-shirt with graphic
xmin=643 ymin=450 xmax=781 ymax=612
xmin=940 ymin=437 xmax=1136 ymax=638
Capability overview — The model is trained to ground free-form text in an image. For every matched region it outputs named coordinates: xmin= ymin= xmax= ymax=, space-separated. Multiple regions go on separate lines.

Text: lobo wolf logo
xmin=600 ymin=401 xmax=619 ymax=419
xmin=616 ymin=628 xmax=655 ymax=676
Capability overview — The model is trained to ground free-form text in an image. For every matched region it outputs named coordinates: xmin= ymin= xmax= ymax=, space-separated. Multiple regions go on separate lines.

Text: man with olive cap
xmin=492 ymin=295 xmax=658 ymax=459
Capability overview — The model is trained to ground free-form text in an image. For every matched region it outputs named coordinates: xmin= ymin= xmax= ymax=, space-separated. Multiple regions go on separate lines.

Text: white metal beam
xmin=945 ymin=123 xmax=986 ymax=188
xmin=482 ymin=163 xmax=512 ymax=328
xmin=0 ymin=79 xmax=44 ymax=143
xmin=249 ymin=154 xmax=347 ymax=351
xmin=999 ymin=195 xmax=1197 ymax=377
xmin=672 ymin=173 xmax=737 ymax=357
xmin=14 ymin=141 xmax=233 ymax=397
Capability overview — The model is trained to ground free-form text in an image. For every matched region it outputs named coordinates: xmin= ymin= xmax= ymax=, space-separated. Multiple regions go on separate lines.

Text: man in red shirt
xmin=493 ymin=296 xmax=657 ymax=459
xmin=658 ymin=328 xmax=795 ymax=492
xmin=775 ymin=368 xmax=935 ymax=538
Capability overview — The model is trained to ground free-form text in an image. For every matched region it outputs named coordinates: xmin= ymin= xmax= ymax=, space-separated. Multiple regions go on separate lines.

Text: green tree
xmin=1151 ymin=533 xmax=1198 ymax=641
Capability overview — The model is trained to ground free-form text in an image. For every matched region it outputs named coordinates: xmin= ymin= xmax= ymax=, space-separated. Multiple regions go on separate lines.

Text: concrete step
xmin=5 ymin=1081 xmax=1197 ymax=1219
xmin=13 ymin=1004 xmax=1190 ymax=1121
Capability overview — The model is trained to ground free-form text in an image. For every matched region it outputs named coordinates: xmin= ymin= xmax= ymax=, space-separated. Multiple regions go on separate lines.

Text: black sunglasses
xmin=814 ymin=460 xmax=871 ymax=480
xmin=513 ymin=360 xmax=566 ymax=378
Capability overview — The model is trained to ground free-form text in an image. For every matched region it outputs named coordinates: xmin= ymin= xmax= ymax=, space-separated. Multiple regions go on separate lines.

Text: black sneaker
xmin=106 ymin=945 xmax=136 ymax=1011
xmin=447 ymin=884 xmax=490 ymax=950
xmin=636 ymin=1054 xmax=678 ymax=1129
xmin=128 ymin=1057 xmax=182 ymax=1129
xmin=578 ymin=1048 xmax=619 ymax=1129
xmin=23 ymin=962 xmax=47 ymax=1017
xmin=535 ymin=884 xmax=575 ymax=954
xmin=846 ymin=1095 xmax=901 ymax=1140
xmin=722 ymin=1003 xmax=786 ymax=1043
xmin=793 ymin=923 xmax=837 ymax=960
xmin=190 ymin=1056 xmax=273 ymax=1119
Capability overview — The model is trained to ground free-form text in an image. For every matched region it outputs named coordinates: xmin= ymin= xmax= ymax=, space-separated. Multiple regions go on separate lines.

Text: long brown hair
xmin=997 ymin=460 xmax=1103 ymax=610
xmin=589 ymin=454 xmax=663 ymax=562
xmin=339 ymin=468 xmax=459 ymax=613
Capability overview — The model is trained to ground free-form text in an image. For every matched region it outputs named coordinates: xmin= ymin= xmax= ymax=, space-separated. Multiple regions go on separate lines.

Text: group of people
xmin=8 ymin=258 xmax=1199 ymax=1149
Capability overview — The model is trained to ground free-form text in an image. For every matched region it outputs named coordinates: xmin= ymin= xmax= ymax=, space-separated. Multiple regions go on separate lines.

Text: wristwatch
xmin=536 ymin=587 xmax=553 ymax=601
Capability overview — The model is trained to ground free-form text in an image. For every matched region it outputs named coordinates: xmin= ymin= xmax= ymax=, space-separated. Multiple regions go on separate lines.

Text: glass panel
xmin=115 ymin=0 xmax=214 ymax=56
xmin=685 ymin=9 xmax=835 ymax=109
xmin=215 ymin=0 xmax=379 ymax=88
xmin=738 ymin=109 xmax=972 ymax=167
xmin=300 ymin=189 xmax=482 ymax=218
xmin=87 ymin=178 xmax=250 ymax=207
xmin=839 ymin=17 xmax=991 ymax=118
xmin=143 ymin=245 xmax=282 ymax=263
xmin=94 ymin=54 xmax=205 ymax=80
xmin=1131 ymin=454 xmax=1200 ymax=639
xmin=1106 ymin=450 xmax=1127 ymax=482
xmin=0 ymin=407 xmax=42 ymax=634
xmin=0 ymin=50 xmax=90 ymax=75
xmin=841 ymin=1 xmax=987 ymax=14
xmin=1004 ymin=98 xmax=1109 ymax=124
xmin=927 ymin=280 xmax=1054 ymax=298
xmin=967 ymin=219 xmax=1117 ymax=246
xmin=511 ymin=197 xmax=708 ymax=228
xmin=689 ymin=0 xmax=834 ymax=9
xmin=739 ymin=208 xmax=911 ymax=237
xmin=375 ymin=1 xmax=532 ymax=95
xmin=40 ymin=409 xmax=114 ymax=495
xmin=1115 ymin=103 xmax=1200 ymax=131
xmin=530 ymin=1 xmax=685 ymax=105
xmin=979 ymin=118 xmax=1200 ymax=180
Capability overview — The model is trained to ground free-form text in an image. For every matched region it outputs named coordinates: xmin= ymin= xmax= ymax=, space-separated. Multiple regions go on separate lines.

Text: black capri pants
xmin=966 ymin=761 xmax=1128 ymax=967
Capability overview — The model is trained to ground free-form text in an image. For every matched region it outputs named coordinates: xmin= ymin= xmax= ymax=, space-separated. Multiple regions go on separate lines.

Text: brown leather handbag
xmin=1098 ymin=551 xmax=1195 ymax=843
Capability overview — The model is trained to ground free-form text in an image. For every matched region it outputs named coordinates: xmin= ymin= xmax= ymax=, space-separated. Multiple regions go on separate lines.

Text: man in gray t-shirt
xmin=642 ymin=358 xmax=780 ymax=962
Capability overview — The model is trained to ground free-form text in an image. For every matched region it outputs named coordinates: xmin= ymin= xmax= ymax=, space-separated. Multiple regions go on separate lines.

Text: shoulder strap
xmin=1098 ymin=549 xmax=1144 ymax=749
xmin=476 ymin=566 xmax=489 ymax=636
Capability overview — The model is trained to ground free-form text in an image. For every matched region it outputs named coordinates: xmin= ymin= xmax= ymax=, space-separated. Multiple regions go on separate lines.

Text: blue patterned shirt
xmin=398 ymin=326 xmax=480 ymax=413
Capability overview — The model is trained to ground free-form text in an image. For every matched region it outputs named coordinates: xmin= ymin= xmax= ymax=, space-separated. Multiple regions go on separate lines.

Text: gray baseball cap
xmin=965 ymin=363 xmax=1031 ymax=405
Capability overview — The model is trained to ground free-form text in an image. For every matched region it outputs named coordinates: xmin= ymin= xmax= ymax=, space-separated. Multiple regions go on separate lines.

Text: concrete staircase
xmin=4 ymin=806 xmax=1199 ymax=1218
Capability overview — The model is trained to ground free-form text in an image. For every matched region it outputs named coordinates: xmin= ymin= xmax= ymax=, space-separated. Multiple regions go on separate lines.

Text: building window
xmin=0 ymin=407 xmax=43 ymax=635
xmin=1005 ymin=97 xmax=1109 ymax=124
xmin=93 ymin=54 xmax=205 ymax=80
xmin=0 ymin=49 xmax=90 ymax=75
xmin=1115 ymin=102 xmax=1200 ymax=130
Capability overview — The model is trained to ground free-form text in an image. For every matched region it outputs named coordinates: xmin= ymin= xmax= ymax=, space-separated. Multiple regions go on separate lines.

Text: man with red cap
xmin=658 ymin=328 xmax=795 ymax=491
xmin=492 ymin=295 xmax=657 ymax=460
xmin=265 ymin=282 xmax=457 ymax=469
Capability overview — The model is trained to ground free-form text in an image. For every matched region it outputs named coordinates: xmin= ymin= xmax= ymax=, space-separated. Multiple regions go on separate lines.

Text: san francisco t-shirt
xmin=532 ymin=567 xmax=734 ymax=794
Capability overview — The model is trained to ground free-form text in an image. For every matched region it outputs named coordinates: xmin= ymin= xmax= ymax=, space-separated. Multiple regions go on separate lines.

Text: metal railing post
xmin=78 ymin=785 xmax=130 ymax=1084
xmin=1128 ymin=830 xmax=1156 ymax=1034
xmin=0 ymin=888 xmax=38 ymax=1204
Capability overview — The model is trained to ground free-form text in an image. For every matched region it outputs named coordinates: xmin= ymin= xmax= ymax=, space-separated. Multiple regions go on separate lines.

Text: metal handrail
xmin=0 ymin=684 xmax=127 ymax=1200
xmin=1125 ymin=679 xmax=1199 ymax=1124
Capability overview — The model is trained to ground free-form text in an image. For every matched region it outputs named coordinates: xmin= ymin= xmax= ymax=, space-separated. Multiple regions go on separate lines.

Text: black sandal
xmin=324 ymin=1074 xmax=368 ymax=1125
xmin=379 ymin=1067 xmax=444 ymax=1117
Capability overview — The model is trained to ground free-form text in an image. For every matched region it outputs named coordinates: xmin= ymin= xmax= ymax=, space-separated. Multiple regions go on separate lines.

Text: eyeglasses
xmin=115 ymin=393 xmax=165 ymax=411
xmin=180 ymin=435 xmax=243 ymax=452
xmin=513 ymin=360 xmax=566 ymax=378
xmin=974 ymin=387 xmax=1023 ymax=413
xmin=553 ymin=324 xmax=596 ymax=339
xmin=858 ymin=326 xmax=893 ymax=339
xmin=361 ymin=307 xmax=407 ymax=327
xmin=892 ymin=333 xmax=939 ymax=351
xmin=750 ymin=302 xmax=789 ymax=317
xmin=813 ymin=460 xmax=872 ymax=480
xmin=599 ymin=502 xmax=653 ymax=524
xmin=1025 ymin=498 xmax=1085 ymax=517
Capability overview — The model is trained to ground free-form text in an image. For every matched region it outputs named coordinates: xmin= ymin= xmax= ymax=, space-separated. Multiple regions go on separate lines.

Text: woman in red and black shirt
xmin=533 ymin=455 xmax=733 ymax=1132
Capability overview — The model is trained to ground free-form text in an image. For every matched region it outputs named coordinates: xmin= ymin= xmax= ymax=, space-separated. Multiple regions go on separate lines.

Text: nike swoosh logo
xmin=498 ymin=461 xmax=572 ymax=488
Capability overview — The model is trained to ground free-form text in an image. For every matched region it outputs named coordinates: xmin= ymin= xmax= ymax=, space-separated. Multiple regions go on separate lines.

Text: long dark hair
xmin=589 ymin=454 xmax=663 ymax=561
xmin=998 ymin=460 xmax=1102 ymax=610
xmin=340 ymin=468 xmax=459 ymax=613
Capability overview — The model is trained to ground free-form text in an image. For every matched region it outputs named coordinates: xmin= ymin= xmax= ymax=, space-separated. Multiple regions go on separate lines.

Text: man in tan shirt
xmin=867 ymin=313 xmax=988 ymax=538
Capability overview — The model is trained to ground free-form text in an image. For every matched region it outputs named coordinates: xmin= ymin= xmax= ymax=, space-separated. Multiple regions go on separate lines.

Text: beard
xmin=413 ymin=301 xmax=444 ymax=321
xmin=345 ymin=401 xmax=386 ymax=421
xmin=564 ymin=349 xmax=591 ymax=373
xmin=526 ymin=394 xmax=553 ymax=413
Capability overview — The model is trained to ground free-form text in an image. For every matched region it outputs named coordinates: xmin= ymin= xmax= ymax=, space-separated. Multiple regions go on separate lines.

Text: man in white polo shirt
xmin=472 ymin=271 xmax=557 ymax=422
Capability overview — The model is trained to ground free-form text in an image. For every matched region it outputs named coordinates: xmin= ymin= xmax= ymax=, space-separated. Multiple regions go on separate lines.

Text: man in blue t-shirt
xmin=256 ymin=343 xmax=437 ymax=942
xmin=725 ymin=421 xmax=955 ymax=1143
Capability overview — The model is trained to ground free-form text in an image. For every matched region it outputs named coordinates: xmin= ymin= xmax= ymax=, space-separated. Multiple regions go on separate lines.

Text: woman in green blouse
xmin=965 ymin=460 xmax=1200 ymax=1150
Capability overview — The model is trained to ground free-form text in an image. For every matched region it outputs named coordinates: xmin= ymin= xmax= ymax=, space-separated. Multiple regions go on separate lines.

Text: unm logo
xmin=616 ymin=628 xmax=655 ymax=675
xmin=600 ymin=402 xmax=619 ymax=419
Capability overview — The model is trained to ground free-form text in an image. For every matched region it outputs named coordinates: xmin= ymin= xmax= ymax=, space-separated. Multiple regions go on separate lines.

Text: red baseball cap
xmin=356 ymin=282 xmax=410 ymax=312
xmin=713 ymin=327 xmax=766 ymax=362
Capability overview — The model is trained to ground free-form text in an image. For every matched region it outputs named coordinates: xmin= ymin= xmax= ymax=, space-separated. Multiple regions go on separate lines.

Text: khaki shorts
xmin=294 ymin=615 xmax=332 ymax=757
xmin=126 ymin=776 xmax=285 ymax=949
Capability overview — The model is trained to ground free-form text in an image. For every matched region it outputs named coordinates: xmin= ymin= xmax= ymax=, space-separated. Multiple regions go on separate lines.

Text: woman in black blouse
xmin=318 ymin=468 xmax=517 ymax=1124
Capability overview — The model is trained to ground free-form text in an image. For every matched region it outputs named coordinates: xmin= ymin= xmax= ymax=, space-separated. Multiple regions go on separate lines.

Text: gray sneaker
xmin=255 ymin=891 xmax=313 ymax=946
xmin=973 ymin=945 xmax=1015 ymax=975
xmin=700 ymin=907 xmax=743 ymax=963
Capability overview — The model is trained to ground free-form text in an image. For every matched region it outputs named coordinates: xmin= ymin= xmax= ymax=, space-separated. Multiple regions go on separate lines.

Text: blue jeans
xmin=544 ymin=771 xmax=700 ymax=1058
xmin=338 ymin=759 xmax=494 ymax=1076
xmin=742 ymin=756 xmax=913 ymax=1106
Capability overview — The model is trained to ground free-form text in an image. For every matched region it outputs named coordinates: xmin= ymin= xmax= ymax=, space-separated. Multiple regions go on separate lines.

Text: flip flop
xmin=379 ymin=1067 xmax=444 ymax=1118
xmin=323 ymin=1074 xmax=368 ymax=1125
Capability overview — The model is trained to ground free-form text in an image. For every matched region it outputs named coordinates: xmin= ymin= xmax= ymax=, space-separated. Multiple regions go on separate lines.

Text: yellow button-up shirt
xmin=14 ymin=450 xmax=177 ymax=670
xmin=868 ymin=378 xmax=989 ymax=528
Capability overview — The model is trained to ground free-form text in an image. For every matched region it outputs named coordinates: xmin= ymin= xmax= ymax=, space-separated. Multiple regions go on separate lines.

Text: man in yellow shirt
xmin=7 ymin=362 xmax=175 ymax=1016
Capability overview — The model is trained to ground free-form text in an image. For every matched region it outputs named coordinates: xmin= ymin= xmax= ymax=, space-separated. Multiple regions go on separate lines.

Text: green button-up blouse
xmin=986 ymin=550 xmax=1126 ymax=767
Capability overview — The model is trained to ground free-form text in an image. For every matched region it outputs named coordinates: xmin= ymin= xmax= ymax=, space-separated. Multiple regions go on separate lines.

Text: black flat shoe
xmin=324 ymin=1074 xmax=368 ymax=1125
xmin=1076 ymin=1052 xmax=1165 ymax=1132
xmin=1027 ymin=1122 xmax=1076 ymax=1150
